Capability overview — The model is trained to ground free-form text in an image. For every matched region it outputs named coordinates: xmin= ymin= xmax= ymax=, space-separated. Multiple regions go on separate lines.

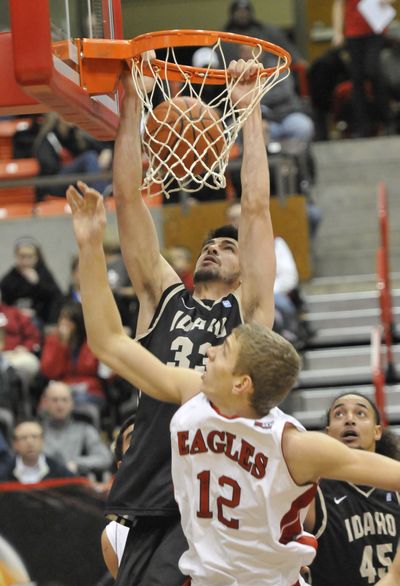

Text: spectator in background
xmin=227 ymin=104 xmax=320 ymax=245
xmin=239 ymin=44 xmax=315 ymax=145
xmin=0 ymin=312 xmax=23 ymax=417
xmin=103 ymin=234 xmax=139 ymax=333
xmin=223 ymin=0 xmax=303 ymax=63
xmin=163 ymin=246 xmax=194 ymax=292
xmin=0 ymin=294 xmax=41 ymax=383
xmin=52 ymin=251 xmax=138 ymax=335
xmin=332 ymin=0 xmax=396 ymax=137
xmin=222 ymin=0 xmax=314 ymax=144
xmin=101 ymin=415 xmax=135 ymax=578
xmin=40 ymin=301 xmax=109 ymax=411
xmin=307 ymin=46 xmax=351 ymax=141
xmin=273 ymin=235 xmax=303 ymax=341
xmin=273 ymin=235 xmax=316 ymax=347
xmin=0 ymin=237 xmax=62 ymax=329
xmin=51 ymin=255 xmax=82 ymax=317
xmin=32 ymin=112 xmax=113 ymax=199
xmin=0 ymin=419 xmax=74 ymax=483
xmin=225 ymin=202 xmax=306 ymax=346
xmin=221 ymin=2 xmax=317 ymax=219
xmin=40 ymin=381 xmax=112 ymax=477
xmin=48 ymin=256 xmax=84 ymax=329
xmin=64 ymin=255 xmax=82 ymax=305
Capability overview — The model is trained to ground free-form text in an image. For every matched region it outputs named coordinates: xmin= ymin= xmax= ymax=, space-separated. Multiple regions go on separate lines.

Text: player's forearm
xmin=77 ymin=240 xmax=184 ymax=402
xmin=112 ymin=93 xmax=143 ymax=202
xmin=112 ymin=93 xmax=167 ymax=296
xmin=238 ymin=105 xmax=275 ymax=325
xmin=78 ymin=241 xmax=126 ymax=358
xmin=342 ymin=450 xmax=400 ymax=492
xmin=305 ymin=433 xmax=400 ymax=490
xmin=240 ymin=105 xmax=270 ymax=210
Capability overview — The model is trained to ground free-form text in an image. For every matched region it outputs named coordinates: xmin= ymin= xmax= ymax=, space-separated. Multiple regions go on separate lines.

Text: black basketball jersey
xmin=106 ymin=283 xmax=244 ymax=520
xmin=309 ymin=479 xmax=400 ymax=586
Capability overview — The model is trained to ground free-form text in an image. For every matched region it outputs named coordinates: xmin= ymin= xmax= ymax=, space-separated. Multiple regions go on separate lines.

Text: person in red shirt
xmin=40 ymin=301 xmax=108 ymax=410
xmin=0 ymin=300 xmax=41 ymax=383
xmin=332 ymin=0 xmax=395 ymax=137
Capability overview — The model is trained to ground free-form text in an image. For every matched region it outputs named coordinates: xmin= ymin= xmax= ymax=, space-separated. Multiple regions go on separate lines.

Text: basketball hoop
xmin=78 ymin=29 xmax=292 ymax=197
xmin=128 ymin=30 xmax=291 ymax=198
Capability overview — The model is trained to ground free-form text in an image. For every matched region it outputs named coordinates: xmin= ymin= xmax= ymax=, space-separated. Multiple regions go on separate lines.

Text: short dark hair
xmin=13 ymin=417 xmax=43 ymax=439
xmin=202 ymin=225 xmax=238 ymax=247
xmin=114 ymin=415 xmax=136 ymax=464
xmin=59 ymin=301 xmax=86 ymax=348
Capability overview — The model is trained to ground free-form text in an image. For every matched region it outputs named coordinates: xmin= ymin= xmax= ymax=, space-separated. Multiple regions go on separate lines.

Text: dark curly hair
xmin=202 ymin=225 xmax=238 ymax=247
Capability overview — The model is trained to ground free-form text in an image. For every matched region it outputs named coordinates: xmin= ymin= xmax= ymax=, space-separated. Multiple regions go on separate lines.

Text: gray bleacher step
xmin=302 ymin=345 xmax=400 ymax=371
xmin=306 ymin=289 xmax=400 ymax=313
xmin=306 ymin=325 xmax=377 ymax=348
xmin=305 ymin=307 xmax=400 ymax=330
xmin=303 ymin=273 xmax=400 ymax=295
xmin=290 ymin=385 xmax=400 ymax=412
xmin=298 ymin=365 xmax=374 ymax=388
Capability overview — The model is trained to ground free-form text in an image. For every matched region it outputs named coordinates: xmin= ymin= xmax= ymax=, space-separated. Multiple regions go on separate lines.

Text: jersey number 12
xmin=196 ymin=470 xmax=241 ymax=529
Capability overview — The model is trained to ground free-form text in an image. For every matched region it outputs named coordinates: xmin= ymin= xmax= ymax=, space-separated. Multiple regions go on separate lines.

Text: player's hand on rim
xmin=66 ymin=181 xmax=106 ymax=248
xmin=122 ymin=50 xmax=156 ymax=96
xmin=228 ymin=58 xmax=263 ymax=109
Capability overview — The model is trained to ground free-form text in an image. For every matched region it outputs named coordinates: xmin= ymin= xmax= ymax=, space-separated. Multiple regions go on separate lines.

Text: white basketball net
xmin=130 ymin=38 xmax=290 ymax=198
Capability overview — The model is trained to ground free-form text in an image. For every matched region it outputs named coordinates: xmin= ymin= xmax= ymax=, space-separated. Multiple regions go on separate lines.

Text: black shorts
xmin=115 ymin=516 xmax=188 ymax=586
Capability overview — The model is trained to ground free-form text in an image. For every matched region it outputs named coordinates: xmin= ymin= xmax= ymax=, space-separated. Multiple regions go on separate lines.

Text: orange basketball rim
xmin=79 ymin=29 xmax=292 ymax=95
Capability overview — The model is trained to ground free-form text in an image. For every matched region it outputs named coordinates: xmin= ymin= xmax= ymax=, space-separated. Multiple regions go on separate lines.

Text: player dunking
xmin=94 ymin=57 xmax=275 ymax=585
xmin=305 ymin=393 xmax=400 ymax=585
xmin=66 ymin=184 xmax=400 ymax=584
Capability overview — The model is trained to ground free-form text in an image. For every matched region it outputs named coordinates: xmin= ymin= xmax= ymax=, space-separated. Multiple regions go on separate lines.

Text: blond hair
xmin=233 ymin=324 xmax=301 ymax=416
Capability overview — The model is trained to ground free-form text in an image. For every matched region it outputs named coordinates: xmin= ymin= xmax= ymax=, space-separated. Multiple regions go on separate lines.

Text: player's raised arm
xmin=228 ymin=59 xmax=275 ymax=328
xmin=283 ymin=427 xmax=400 ymax=491
xmin=113 ymin=66 xmax=180 ymax=331
xmin=66 ymin=183 xmax=200 ymax=404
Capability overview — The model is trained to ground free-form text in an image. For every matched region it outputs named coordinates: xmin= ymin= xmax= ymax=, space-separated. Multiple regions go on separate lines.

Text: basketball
xmin=144 ymin=96 xmax=225 ymax=179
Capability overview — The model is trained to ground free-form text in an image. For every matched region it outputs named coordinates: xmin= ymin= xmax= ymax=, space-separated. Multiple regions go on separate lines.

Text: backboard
xmin=0 ymin=0 xmax=122 ymax=139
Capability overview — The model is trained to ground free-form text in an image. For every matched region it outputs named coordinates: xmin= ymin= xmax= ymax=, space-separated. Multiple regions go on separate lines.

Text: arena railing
xmin=376 ymin=181 xmax=398 ymax=383
xmin=370 ymin=325 xmax=388 ymax=426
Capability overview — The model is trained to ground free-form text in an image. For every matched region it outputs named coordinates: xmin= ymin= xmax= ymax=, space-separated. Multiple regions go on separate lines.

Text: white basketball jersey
xmin=170 ymin=393 xmax=317 ymax=586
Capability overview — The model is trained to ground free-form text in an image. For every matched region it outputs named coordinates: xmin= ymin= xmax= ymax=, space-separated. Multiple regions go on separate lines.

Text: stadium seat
xmin=35 ymin=198 xmax=71 ymax=216
xmin=0 ymin=202 xmax=34 ymax=219
xmin=0 ymin=158 xmax=40 ymax=205
xmin=0 ymin=118 xmax=33 ymax=160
